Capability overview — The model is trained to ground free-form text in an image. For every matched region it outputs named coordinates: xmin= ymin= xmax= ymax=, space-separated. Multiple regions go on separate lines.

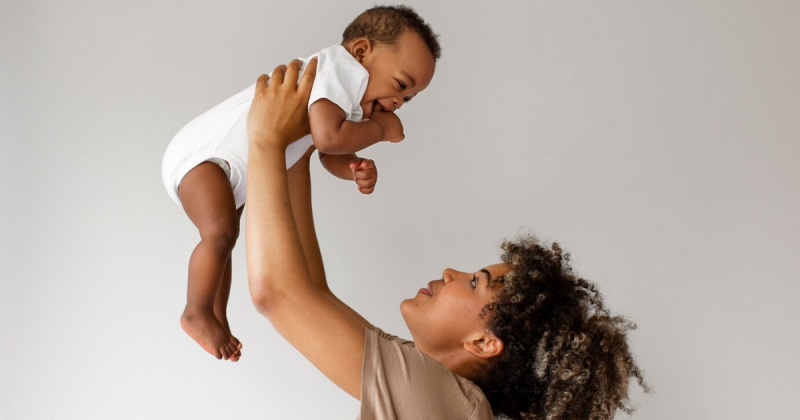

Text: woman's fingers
xmin=271 ymin=64 xmax=287 ymax=86
xmin=246 ymin=58 xmax=318 ymax=148
xmin=283 ymin=59 xmax=304 ymax=89
xmin=298 ymin=57 xmax=318 ymax=96
xmin=255 ymin=74 xmax=270 ymax=93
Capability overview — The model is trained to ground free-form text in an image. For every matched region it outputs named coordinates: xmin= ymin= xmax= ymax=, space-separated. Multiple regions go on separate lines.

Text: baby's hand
xmin=370 ymin=104 xmax=405 ymax=143
xmin=349 ymin=158 xmax=378 ymax=194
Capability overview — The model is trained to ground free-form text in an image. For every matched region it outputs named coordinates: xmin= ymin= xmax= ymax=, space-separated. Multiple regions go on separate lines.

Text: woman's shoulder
xmin=360 ymin=327 xmax=494 ymax=420
xmin=368 ymin=326 xmax=415 ymax=347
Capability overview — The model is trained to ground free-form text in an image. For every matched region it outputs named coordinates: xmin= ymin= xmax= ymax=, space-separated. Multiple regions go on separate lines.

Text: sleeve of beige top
xmin=358 ymin=327 xmax=494 ymax=420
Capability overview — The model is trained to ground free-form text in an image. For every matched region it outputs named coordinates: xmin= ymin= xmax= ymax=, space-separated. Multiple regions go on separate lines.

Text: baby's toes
xmin=230 ymin=336 xmax=242 ymax=350
xmin=228 ymin=342 xmax=240 ymax=357
xmin=220 ymin=344 xmax=232 ymax=360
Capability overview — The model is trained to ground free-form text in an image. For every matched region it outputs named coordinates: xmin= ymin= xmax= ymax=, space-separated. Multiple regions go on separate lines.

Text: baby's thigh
xmin=178 ymin=162 xmax=240 ymax=240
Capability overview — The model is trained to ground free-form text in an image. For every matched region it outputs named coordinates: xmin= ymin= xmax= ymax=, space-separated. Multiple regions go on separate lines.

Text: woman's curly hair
xmin=472 ymin=235 xmax=650 ymax=420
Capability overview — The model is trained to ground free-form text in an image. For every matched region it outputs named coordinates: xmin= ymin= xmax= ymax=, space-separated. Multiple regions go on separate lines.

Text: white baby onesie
xmin=161 ymin=45 xmax=369 ymax=208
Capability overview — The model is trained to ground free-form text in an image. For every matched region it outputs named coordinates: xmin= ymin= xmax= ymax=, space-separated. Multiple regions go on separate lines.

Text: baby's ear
xmin=349 ymin=37 xmax=373 ymax=63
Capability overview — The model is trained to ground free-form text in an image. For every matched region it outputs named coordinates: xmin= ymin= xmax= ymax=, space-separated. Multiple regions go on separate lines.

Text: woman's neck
xmin=418 ymin=343 xmax=484 ymax=381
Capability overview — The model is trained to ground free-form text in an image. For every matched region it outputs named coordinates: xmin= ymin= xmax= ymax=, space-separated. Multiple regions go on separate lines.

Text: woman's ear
xmin=348 ymin=38 xmax=373 ymax=64
xmin=464 ymin=333 xmax=504 ymax=360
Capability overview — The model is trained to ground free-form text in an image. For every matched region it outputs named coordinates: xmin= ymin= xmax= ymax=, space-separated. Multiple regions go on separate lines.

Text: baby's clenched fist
xmin=349 ymin=158 xmax=378 ymax=194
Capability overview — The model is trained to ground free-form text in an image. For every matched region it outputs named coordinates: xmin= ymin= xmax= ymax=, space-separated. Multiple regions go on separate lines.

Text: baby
xmin=161 ymin=5 xmax=440 ymax=361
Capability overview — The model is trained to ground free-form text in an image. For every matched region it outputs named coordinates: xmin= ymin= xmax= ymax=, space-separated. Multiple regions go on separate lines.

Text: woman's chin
xmin=399 ymin=298 xmax=417 ymax=317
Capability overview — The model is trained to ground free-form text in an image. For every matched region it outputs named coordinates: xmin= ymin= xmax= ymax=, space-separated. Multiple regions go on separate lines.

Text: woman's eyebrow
xmin=480 ymin=269 xmax=492 ymax=288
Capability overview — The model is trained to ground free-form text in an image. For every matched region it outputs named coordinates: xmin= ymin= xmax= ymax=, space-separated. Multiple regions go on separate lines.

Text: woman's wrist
xmin=249 ymin=134 xmax=292 ymax=153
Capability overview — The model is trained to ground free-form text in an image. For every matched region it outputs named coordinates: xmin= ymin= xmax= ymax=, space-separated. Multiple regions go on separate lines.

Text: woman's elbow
xmin=250 ymin=294 xmax=270 ymax=316
xmin=248 ymin=276 xmax=281 ymax=316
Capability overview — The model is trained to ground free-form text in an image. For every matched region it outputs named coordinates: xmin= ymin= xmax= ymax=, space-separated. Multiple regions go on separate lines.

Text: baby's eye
xmin=398 ymin=81 xmax=407 ymax=90
xmin=471 ymin=275 xmax=478 ymax=288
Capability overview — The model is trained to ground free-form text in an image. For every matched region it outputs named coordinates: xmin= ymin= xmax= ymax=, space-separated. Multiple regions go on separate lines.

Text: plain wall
xmin=1 ymin=0 xmax=798 ymax=419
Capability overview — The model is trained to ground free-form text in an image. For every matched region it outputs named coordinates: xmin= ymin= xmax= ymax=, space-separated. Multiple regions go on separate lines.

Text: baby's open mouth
xmin=363 ymin=99 xmax=379 ymax=120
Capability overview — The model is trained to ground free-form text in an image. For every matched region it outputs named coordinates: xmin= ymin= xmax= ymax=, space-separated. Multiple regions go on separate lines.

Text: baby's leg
xmin=178 ymin=162 xmax=243 ymax=361
xmin=213 ymin=206 xmax=243 ymax=360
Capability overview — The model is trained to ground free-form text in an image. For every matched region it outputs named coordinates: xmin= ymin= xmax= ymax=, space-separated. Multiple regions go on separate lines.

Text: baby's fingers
xmin=353 ymin=169 xmax=376 ymax=180
xmin=358 ymin=185 xmax=375 ymax=195
xmin=355 ymin=177 xmax=375 ymax=188
xmin=349 ymin=158 xmax=364 ymax=170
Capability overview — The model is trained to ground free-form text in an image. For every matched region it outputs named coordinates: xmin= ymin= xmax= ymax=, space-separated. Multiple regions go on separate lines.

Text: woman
xmin=244 ymin=59 xmax=648 ymax=420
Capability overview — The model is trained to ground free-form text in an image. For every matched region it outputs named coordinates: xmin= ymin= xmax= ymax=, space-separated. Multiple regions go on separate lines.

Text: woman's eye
xmin=399 ymin=81 xmax=407 ymax=90
xmin=471 ymin=276 xmax=478 ymax=288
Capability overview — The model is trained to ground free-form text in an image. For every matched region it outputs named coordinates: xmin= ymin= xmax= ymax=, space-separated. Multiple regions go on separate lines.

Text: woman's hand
xmin=247 ymin=57 xmax=318 ymax=149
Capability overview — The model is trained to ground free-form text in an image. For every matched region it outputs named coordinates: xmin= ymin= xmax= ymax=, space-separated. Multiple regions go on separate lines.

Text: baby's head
xmin=342 ymin=5 xmax=441 ymax=119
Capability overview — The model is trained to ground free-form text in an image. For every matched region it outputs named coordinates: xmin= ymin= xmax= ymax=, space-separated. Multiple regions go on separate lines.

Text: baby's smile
xmin=362 ymin=99 xmax=377 ymax=120
xmin=362 ymin=98 xmax=396 ymax=120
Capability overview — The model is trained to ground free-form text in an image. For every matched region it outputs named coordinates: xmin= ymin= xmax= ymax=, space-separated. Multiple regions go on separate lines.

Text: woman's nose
xmin=441 ymin=268 xmax=463 ymax=284
xmin=394 ymin=97 xmax=403 ymax=110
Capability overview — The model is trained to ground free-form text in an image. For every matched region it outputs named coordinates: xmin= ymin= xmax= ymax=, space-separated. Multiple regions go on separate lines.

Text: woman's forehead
xmin=482 ymin=263 xmax=513 ymax=279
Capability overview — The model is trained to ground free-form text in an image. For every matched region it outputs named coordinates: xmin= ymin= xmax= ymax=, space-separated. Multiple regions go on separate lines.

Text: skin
xmin=311 ymin=30 xmax=437 ymax=194
xmin=352 ymin=30 xmax=437 ymax=118
xmin=177 ymin=162 xmax=243 ymax=361
xmin=400 ymin=264 xmax=510 ymax=379
xmin=245 ymin=60 xmax=506 ymax=400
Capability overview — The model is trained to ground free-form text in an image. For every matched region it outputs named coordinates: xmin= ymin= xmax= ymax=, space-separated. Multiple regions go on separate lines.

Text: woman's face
xmin=400 ymin=263 xmax=512 ymax=353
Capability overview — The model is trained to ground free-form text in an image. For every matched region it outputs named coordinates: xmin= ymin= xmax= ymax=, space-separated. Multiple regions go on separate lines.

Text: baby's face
xmin=351 ymin=31 xmax=436 ymax=119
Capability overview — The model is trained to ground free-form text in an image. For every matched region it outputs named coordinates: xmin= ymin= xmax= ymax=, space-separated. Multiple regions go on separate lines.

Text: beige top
xmin=357 ymin=327 xmax=495 ymax=420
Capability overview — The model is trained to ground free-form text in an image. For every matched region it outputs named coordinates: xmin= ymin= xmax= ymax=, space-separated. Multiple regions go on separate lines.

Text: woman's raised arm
xmin=287 ymin=148 xmax=374 ymax=329
xmin=245 ymin=59 xmax=366 ymax=399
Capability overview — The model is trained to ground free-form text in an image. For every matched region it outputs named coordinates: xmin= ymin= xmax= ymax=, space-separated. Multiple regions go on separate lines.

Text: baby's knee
xmin=200 ymin=221 xmax=239 ymax=252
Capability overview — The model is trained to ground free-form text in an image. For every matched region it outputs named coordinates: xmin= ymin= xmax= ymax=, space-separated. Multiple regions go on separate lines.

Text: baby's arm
xmin=319 ymin=153 xmax=379 ymax=195
xmin=309 ymin=99 xmax=385 ymax=154
xmin=318 ymin=152 xmax=358 ymax=180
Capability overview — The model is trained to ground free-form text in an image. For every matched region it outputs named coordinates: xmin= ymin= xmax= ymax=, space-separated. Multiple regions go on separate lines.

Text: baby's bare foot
xmin=215 ymin=313 xmax=231 ymax=333
xmin=229 ymin=341 xmax=242 ymax=362
xmin=214 ymin=315 xmax=242 ymax=361
xmin=181 ymin=310 xmax=243 ymax=361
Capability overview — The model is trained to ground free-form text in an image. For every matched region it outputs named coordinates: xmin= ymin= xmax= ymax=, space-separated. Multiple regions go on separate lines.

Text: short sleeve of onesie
xmin=356 ymin=327 xmax=495 ymax=420
xmin=307 ymin=45 xmax=370 ymax=122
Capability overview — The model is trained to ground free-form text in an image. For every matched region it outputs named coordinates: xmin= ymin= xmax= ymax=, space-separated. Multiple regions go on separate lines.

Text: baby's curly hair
xmin=342 ymin=5 xmax=441 ymax=61
xmin=473 ymin=235 xmax=650 ymax=420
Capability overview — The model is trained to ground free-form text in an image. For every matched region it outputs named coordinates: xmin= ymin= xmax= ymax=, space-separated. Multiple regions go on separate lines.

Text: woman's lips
xmin=418 ymin=287 xmax=432 ymax=296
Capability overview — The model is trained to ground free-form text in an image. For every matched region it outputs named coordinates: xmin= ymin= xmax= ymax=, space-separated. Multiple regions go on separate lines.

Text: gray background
xmin=2 ymin=0 xmax=799 ymax=419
